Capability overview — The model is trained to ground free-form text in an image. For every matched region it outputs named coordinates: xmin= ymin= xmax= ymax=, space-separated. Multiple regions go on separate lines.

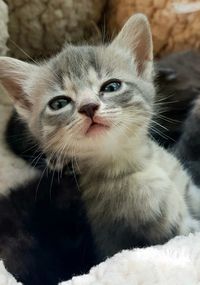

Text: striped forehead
xmin=62 ymin=66 xmax=100 ymax=90
xmin=49 ymin=45 xmax=135 ymax=94
xmin=51 ymin=46 xmax=101 ymax=85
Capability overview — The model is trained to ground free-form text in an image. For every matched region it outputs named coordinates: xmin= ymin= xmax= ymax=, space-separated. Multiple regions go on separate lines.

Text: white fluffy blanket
xmin=1 ymin=233 xmax=200 ymax=285
xmin=0 ymin=261 xmax=22 ymax=285
xmin=61 ymin=233 xmax=200 ymax=285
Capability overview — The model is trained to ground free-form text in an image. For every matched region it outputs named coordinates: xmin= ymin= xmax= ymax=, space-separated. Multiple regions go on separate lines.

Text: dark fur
xmin=154 ymin=51 xmax=200 ymax=186
xmin=2 ymin=113 xmax=97 ymax=285
xmin=5 ymin=111 xmax=46 ymax=169
xmin=174 ymin=100 xmax=200 ymax=187
xmin=152 ymin=51 xmax=200 ymax=147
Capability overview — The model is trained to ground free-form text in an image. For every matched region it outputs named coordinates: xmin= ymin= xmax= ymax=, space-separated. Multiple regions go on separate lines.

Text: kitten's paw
xmin=189 ymin=219 xmax=200 ymax=233
xmin=180 ymin=217 xmax=200 ymax=235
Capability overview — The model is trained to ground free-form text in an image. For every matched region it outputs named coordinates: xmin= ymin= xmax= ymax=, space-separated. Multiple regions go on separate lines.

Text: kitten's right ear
xmin=0 ymin=57 xmax=36 ymax=116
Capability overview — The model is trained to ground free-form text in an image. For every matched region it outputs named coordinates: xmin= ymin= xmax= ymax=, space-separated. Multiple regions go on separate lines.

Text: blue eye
xmin=100 ymin=79 xmax=122 ymax=93
xmin=48 ymin=96 xmax=72 ymax=111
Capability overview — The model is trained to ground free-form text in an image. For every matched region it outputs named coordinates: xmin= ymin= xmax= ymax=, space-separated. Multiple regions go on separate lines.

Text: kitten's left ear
xmin=111 ymin=14 xmax=153 ymax=80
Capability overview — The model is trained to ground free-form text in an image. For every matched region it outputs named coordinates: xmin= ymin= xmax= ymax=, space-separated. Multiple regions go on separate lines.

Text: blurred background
xmin=1 ymin=0 xmax=200 ymax=60
xmin=1 ymin=0 xmax=200 ymax=143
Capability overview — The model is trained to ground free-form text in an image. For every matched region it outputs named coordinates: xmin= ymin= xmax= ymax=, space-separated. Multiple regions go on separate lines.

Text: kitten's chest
xmin=80 ymin=157 xmax=189 ymax=225
xmin=81 ymin=175 xmax=129 ymax=214
xmin=81 ymin=169 xmax=163 ymax=223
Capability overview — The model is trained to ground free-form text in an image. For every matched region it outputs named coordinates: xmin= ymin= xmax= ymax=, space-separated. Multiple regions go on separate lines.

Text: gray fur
xmin=0 ymin=14 xmax=200 ymax=259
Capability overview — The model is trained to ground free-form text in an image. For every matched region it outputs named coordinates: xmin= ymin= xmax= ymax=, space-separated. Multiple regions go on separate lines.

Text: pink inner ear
xmin=111 ymin=14 xmax=153 ymax=79
xmin=135 ymin=36 xmax=152 ymax=76
xmin=2 ymin=78 xmax=32 ymax=109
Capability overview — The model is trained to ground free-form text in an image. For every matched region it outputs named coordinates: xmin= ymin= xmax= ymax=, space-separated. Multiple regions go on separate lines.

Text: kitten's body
xmin=80 ymin=129 xmax=200 ymax=257
xmin=0 ymin=14 xmax=200 ymax=261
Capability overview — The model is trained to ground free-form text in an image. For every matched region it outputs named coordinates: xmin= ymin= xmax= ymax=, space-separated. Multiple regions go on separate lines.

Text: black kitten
xmin=1 ymin=112 xmax=97 ymax=285
xmin=175 ymin=97 xmax=200 ymax=187
xmin=153 ymin=51 xmax=200 ymax=147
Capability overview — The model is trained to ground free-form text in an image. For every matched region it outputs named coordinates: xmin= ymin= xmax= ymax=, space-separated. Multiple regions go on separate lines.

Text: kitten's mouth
xmin=85 ymin=119 xmax=110 ymax=136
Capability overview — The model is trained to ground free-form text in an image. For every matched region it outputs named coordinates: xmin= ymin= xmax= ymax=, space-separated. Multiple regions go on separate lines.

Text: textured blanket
xmin=0 ymin=233 xmax=200 ymax=285
xmin=60 ymin=233 xmax=200 ymax=285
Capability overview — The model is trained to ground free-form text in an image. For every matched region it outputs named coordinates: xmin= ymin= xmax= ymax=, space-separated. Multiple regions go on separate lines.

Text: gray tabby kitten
xmin=0 ymin=14 xmax=200 ymax=258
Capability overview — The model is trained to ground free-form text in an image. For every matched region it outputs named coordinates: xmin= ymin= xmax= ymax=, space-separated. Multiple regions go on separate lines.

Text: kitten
xmin=0 ymin=14 xmax=200 ymax=260
xmin=175 ymin=97 xmax=200 ymax=187
xmin=153 ymin=51 xmax=200 ymax=147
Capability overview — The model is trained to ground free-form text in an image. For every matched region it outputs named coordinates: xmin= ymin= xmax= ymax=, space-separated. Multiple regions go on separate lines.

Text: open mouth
xmin=86 ymin=122 xmax=110 ymax=136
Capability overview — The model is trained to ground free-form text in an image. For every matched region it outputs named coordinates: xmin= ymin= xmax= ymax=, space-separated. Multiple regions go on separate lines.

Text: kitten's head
xmin=0 ymin=14 xmax=154 ymax=163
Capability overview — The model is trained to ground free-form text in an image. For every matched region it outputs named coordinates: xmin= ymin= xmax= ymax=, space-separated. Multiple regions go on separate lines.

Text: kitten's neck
xmin=78 ymin=134 xmax=152 ymax=178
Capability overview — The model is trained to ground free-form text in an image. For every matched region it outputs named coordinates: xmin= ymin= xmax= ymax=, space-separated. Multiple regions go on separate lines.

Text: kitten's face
xmin=0 ymin=14 xmax=154 ymax=162
xmin=35 ymin=46 xmax=154 ymax=159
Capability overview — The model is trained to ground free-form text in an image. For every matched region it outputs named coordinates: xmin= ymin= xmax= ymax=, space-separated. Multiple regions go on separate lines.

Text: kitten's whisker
xmin=34 ymin=167 xmax=47 ymax=201
xmin=154 ymin=93 xmax=175 ymax=102
xmin=60 ymin=145 xmax=67 ymax=178
xmin=49 ymin=167 xmax=56 ymax=201
xmin=73 ymin=153 xmax=81 ymax=174
xmin=151 ymin=126 xmax=176 ymax=142
xmin=155 ymin=114 xmax=181 ymax=123
xmin=21 ymin=144 xmax=40 ymax=154
xmin=30 ymin=151 xmax=44 ymax=168
xmin=151 ymin=120 xmax=169 ymax=131
xmin=154 ymin=100 xmax=180 ymax=106
xmin=9 ymin=39 xmax=39 ymax=65
xmin=71 ymin=149 xmax=80 ymax=192
xmin=67 ymin=118 xmax=83 ymax=131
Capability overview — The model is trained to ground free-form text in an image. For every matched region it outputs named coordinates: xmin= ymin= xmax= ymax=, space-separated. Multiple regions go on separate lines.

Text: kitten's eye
xmin=100 ymin=79 xmax=122 ymax=93
xmin=48 ymin=96 xmax=72 ymax=111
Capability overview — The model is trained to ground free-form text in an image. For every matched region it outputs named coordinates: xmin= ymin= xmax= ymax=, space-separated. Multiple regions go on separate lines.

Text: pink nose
xmin=78 ymin=103 xmax=99 ymax=118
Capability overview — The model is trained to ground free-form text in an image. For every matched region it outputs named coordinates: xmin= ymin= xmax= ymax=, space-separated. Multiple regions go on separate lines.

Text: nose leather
xmin=79 ymin=103 xmax=99 ymax=118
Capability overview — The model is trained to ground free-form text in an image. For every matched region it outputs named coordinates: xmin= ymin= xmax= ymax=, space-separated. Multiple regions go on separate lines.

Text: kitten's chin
xmin=85 ymin=122 xmax=110 ymax=137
